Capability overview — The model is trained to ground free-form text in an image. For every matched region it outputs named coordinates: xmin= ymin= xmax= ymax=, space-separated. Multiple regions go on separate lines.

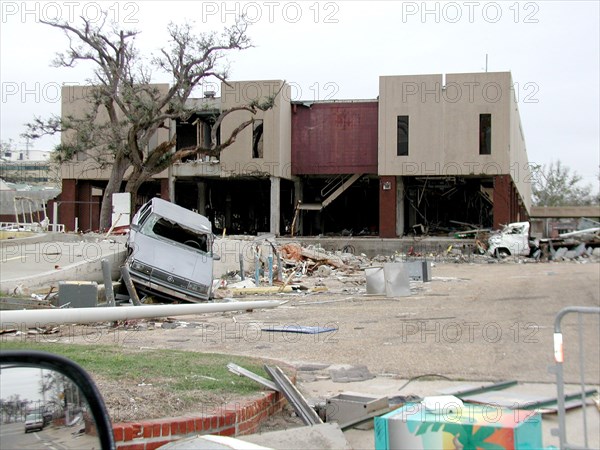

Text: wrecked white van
xmin=487 ymin=221 xmax=532 ymax=257
xmin=126 ymin=198 xmax=217 ymax=302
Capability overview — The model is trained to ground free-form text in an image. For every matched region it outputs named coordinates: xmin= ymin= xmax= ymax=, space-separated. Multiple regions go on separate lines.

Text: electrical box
xmin=326 ymin=392 xmax=389 ymax=429
xmin=401 ymin=261 xmax=432 ymax=282
xmin=58 ymin=281 xmax=98 ymax=308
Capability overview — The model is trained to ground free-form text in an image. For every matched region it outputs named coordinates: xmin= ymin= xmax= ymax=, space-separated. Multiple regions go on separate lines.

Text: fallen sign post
xmin=0 ymin=300 xmax=285 ymax=330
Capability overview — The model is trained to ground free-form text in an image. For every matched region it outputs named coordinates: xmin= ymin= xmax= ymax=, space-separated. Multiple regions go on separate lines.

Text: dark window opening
xmin=151 ymin=217 xmax=208 ymax=253
xmin=479 ymin=114 xmax=492 ymax=155
xmin=252 ymin=120 xmax=264 ymax=158
xmin=397 ymin=116 xmax=409 ymax=156
xmin=177 ymin=115 xmax=219 ymax=162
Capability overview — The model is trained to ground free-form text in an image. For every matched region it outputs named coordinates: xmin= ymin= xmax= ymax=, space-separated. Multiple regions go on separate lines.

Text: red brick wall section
xmin=493 ymin=175 xmax=512 ymax=229
xmin=160 ymin=179 xmax=170 ymax=202
xmin=112 ymin=391 xmax=286 ymax=450
xmin=60 ymin=179 xmax=77 ymax=232
xmin=291 ymin=102 xmax=379 ymax=175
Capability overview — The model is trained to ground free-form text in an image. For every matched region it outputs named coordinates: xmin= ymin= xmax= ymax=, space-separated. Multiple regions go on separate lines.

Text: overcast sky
xmin=1 ymin=1 xmax=598 ymax=191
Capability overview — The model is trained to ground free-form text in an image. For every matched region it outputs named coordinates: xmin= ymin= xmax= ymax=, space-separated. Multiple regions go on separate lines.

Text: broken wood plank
xmin=229 ymin=286 xmax=299 ymax=296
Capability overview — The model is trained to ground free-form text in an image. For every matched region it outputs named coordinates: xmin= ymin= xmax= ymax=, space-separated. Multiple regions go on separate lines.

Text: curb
xmin=111 ymin=390 xmax=287 ymax=450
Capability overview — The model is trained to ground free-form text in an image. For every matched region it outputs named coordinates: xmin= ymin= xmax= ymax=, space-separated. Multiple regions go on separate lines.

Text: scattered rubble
xmin=2 ymin=223 xmax=598 ymax=312
xmin=209 ymin=235 xmax=599 ymax=301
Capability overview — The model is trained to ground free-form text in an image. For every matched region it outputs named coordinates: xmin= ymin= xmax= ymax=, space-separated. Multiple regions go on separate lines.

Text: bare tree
xmin=0 ymin=394 xmax=30 ymax=423
xmin=532 ymin=160 xmax=598 ymax=206
xmin=25 ymin=13 xmax=279 ymax=230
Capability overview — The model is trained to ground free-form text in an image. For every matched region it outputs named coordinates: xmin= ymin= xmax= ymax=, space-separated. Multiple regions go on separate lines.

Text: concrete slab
xmin=299 ymin=377 xmax=600 ymax=450
xmin=241 ymin=423 xmax=352 ymax=450
xmin=329 ymin=365 xmax=375 ymax=383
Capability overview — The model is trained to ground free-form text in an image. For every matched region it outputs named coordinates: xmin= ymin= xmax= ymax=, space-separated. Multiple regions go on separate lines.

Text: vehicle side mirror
xmin=130 ymin=223 xmax=140 ymax=231
xmin=0 ymin=351 xmax=115 ymax=450
xmin=212 ymin=253 xmax=221 ymax=261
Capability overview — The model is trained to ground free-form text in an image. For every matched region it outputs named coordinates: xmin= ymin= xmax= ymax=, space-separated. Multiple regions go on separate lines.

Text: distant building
xmin=530 ymin=206 xmax=600 ymax=238
xmin=58 ymin=72 xmax=531 ymax=236
xmin=0 ymin=160 xmax=59 ymax=186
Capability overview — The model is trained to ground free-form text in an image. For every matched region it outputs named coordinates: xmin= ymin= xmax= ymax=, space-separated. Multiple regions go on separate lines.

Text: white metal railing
xmin=551 ymin=306 xmax=600 ymax=450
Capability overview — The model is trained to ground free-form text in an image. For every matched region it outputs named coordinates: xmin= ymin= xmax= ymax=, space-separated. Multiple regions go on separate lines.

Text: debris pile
xmin=544 ymin=227 xmax=600 ymax=262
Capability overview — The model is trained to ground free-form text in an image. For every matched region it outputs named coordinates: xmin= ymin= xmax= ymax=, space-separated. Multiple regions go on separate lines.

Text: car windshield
xmin=26 ymin=414 xmax=41 ymax=421
xmin=142 ymin=214 xmax=209 ymax=253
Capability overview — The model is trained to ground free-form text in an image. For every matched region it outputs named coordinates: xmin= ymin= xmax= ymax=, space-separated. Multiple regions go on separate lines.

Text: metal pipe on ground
xmin=0 ymin=300 xmax=284 ymax=330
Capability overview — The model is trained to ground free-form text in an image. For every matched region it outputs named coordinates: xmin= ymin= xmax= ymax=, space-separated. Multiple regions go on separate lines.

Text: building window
xmin=252 ymin=120 xmax=264 ymax=159
xmin=479 ymin=114 xmax=492 ymax=155
xmin=397 ymin=116 xmax=409 ymax=156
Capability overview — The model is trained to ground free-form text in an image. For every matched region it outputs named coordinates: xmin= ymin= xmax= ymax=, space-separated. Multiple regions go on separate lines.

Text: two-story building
xmin=57 ymin=72 xmax=531 ymax=237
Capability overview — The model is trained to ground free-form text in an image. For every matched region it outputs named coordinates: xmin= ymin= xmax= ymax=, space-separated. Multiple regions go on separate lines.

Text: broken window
xmin=479 ymin=114 xmax=492 ymax=155
xmin=252 ymin=119 xmax=264 ymax=159
xmin=143 ymin=215 xmax=208 ymax=253
xmin=397 ymin=116 xmax=409 ymax=156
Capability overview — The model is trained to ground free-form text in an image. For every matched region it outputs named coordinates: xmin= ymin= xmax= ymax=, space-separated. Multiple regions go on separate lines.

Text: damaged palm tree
xmin=24 ymin=12 xmax=280 ymax=230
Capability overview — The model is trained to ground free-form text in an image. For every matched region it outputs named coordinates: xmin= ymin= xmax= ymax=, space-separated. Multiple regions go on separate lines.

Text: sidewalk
xmin=296 ymin=375 xmax=600 ymax=449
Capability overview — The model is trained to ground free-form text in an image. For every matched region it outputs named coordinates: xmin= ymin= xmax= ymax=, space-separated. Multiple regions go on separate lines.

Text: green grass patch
xmin=1 ymin=341 xmax=268 ymax=396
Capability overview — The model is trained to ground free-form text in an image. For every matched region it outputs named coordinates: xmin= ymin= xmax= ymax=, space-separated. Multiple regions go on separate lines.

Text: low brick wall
xmin=112 ymin=390 xmax=286 ymax=450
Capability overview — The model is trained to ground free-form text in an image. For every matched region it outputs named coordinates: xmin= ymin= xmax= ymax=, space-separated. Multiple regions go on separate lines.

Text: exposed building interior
xmin=295 ymin=175 xmax=379 ymax=236
xmin=174 ymin=178 xmax=294 ymax=235
xmin=402 ymin=176 xmax=494 ymax=234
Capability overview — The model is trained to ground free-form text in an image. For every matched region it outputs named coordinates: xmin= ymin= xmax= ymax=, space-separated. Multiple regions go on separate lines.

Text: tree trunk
xmin=124 ymin=166 xmax=151 ymax=216
xmin=99 ymin=154 xmax=130 ymax=231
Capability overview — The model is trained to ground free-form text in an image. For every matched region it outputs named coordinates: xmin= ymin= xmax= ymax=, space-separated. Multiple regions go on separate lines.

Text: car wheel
xmin=495 ymin=248 xmax=510 ymax=258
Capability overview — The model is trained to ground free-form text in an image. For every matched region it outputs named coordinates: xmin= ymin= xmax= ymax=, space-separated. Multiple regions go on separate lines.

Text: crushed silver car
xmin=126 ymin=198 xmax=218 ymax=302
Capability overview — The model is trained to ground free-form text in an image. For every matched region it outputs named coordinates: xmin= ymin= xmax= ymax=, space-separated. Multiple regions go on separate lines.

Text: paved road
xmin=0 ymin=422 xmax=100 ymax=449
xmin=1 ymin=240 xmax=125 ymax=281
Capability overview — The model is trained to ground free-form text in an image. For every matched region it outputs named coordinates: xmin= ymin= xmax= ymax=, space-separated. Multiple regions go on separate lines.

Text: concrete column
xmin=197 ymin=182 xmax=206 ymax=215
xmin=396 ymin=176 xmax=405 ymax=237
xmin=270 ymin=176 xmax=281 ymax=235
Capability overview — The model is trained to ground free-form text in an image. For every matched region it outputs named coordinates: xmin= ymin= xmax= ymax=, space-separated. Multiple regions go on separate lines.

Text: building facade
xmin=57 ymin=72 xmax=531 ymax=236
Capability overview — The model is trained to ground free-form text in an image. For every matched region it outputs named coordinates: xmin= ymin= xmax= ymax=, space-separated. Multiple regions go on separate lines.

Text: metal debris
xmin=227 ymin=363 xmax=280 ymax=392
xmin=264 ymin=365 xmax=323 ymax=426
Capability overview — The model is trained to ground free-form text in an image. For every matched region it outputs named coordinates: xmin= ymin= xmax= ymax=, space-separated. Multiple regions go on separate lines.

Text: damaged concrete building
xmin=57 ymin=72 xmax=531 ymax=237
